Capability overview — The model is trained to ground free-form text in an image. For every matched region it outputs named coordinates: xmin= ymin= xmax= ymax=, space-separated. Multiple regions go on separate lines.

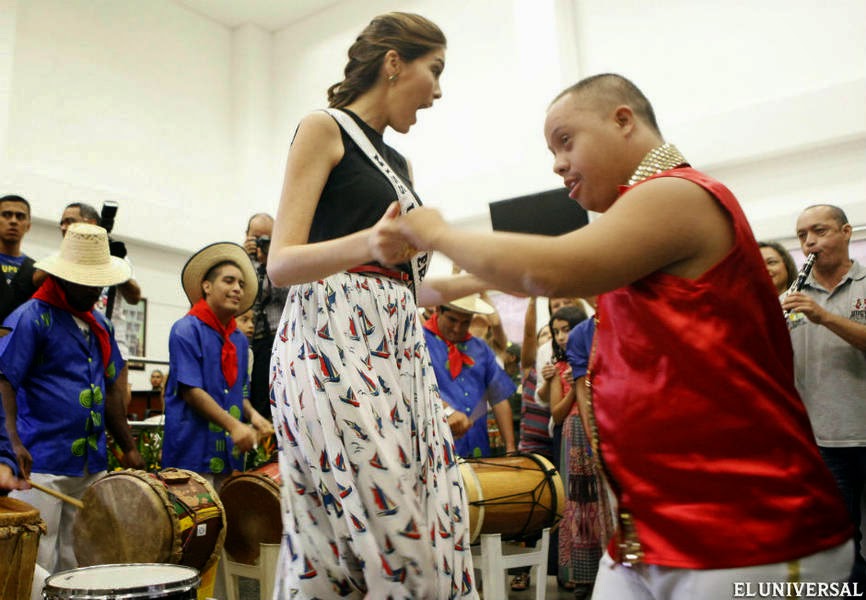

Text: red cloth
xmin=33 ymin=276 xmax=112 ymax=370
xmin=423 ymin=312 xmax=474 ymax=379
xmin=593 ymin=167 xmax=851 ymax=569
xmin=188 ymin=298 xmax=238 ymax=388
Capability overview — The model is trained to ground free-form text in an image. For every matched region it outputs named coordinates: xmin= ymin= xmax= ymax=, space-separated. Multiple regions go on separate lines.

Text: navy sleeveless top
xmin=307 ymin=109 xmax=414 ymax=277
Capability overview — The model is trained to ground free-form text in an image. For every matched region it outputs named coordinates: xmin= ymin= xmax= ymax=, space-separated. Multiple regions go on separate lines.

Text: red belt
xmin=347 ymin=264 xmax=411 ymax=283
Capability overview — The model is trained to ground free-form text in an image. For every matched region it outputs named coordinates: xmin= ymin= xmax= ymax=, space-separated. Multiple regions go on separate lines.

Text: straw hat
xmin=35 ymin=223 xmax=131 ymax=287
xmin=181 ymin=242 xmax=258 ymax=314
xmin=445 ymin=293 xmax=495 ymax=315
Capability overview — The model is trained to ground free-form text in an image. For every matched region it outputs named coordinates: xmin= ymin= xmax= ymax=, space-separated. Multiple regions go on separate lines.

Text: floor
xmin=234 ymin=574 xmax=585 ymax=599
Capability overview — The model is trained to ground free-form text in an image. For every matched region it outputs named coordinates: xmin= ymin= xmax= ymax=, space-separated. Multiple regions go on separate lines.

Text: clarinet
xmin=782 ymin=253 xmax=816 ymax=318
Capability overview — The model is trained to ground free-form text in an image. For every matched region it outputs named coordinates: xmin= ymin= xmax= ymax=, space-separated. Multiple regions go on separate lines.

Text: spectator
xmin=0 ymin=194 xmax=39 ymax=321
xmin=243 ymin=213 xmax=287 ymax=419
xmin=759 ymin=240 xmax=798 ymax=295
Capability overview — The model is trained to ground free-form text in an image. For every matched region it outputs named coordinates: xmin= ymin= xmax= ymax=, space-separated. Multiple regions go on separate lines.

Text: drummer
xmin=161 ymin=242 xmax=273 ymax=488
xmin=0 ymin=223 xmax=143 ymax=573
xmin=0 ymin=408 xmax=23 ymax=490
xmin=423 ymin=294 xmax=516 ymax=458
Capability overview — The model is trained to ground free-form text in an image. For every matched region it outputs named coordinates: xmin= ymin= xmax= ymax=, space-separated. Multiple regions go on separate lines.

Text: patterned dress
xmin=559 ymin=319 xmax=603 ymax=585
xmin=270 ymin=110 xmax=477 ymax=599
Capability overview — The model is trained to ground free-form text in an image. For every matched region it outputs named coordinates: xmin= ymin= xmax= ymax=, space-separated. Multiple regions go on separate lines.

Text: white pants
xmin=593 ymin=539 xmax=854 ymax=600
xmin=11 ymin=470 xmax=105 ymax=574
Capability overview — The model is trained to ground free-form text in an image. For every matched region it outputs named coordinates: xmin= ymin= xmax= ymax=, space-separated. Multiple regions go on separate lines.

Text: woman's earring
xmin=388 ymin=73 xmax=398 ymax=83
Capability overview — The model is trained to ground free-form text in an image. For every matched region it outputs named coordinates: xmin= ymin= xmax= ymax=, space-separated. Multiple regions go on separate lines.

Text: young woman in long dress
xmin=267 ymin=13 xmax=486 ymax=599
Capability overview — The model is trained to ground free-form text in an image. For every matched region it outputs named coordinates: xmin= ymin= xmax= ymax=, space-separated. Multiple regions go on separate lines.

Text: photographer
xmin=57 ymin=202 xmax=142 ymax=353
xmin=244 ymin=213 xmax=287 ymax=420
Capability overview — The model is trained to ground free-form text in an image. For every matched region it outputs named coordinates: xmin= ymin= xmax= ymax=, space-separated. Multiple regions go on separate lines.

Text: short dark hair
xmin=803 ymin=204 xmax=849 ymax=227
xmin=204 ymin=260 xmax=242 ymax=284
xmin=553 ymin=73 xmax=662 ymax=137
xmin=0 ymin=194 xmax=31 ymax=217
xmin=758 ymin=241 xmax=798 ymax=291
xmin=64 ymin=202 xmax=100 ymax=224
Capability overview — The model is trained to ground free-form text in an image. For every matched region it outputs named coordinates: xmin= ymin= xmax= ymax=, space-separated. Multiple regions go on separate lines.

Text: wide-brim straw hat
xmin=35 ymin=223 xmax=131 ymax=287
xmin=181 ymin=242 xmax=258 ymax=314
xmin=445 ymin=293 xmax=495 ymax=315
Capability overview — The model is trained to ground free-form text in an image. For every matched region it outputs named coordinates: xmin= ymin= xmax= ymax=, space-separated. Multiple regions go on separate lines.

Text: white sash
xmin=324 ymin=108 xmax=429 ymax=296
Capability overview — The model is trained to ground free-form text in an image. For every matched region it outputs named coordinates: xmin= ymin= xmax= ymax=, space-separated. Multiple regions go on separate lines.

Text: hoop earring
xmin=388 ymin=73 xmax=398 ymax=83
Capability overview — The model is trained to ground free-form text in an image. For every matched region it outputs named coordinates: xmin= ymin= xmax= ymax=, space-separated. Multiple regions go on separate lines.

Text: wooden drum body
xmin=0 ymin=496 xmax=46 ymax=600
xmin=218 ymin=461 xmax=281 ymax=564
xmin=459 ymin=453 xmax=564 ymax=543
xmin=43 ymin=563 xmax=199 ymax=600
xmin=73 ymin=468 xmax=225 ymax=574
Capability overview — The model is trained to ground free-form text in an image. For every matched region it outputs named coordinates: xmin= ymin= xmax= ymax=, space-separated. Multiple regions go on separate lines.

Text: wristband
xmin=443 ymin=405 xmax=456 ymax=417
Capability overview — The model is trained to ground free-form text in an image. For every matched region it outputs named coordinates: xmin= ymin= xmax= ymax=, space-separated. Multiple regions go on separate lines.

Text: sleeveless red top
xmin=593 ymin=167 xmax=851 ymax=569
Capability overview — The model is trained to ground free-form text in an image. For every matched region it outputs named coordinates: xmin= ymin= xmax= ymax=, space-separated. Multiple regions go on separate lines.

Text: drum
xmin=459 ymin=453 xmax=564 ymax=542
xmin=43 ymin=563 xmax=199 ymax=599
xmin=72 ymin=469 xmax=225 ymax=574
xmin=218 ymin=461 xmax=281 ymax=564
xmin=0 ymin=496 xmax=46 ymax=600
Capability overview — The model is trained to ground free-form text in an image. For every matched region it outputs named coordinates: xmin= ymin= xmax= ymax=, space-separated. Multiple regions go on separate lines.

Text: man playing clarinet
xmin=785 ymin=204 xmax=866 ymax=585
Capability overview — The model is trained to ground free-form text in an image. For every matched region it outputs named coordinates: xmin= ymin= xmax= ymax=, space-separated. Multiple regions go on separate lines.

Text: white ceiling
xmin=172 ymin=0 xmax=342 ymax=31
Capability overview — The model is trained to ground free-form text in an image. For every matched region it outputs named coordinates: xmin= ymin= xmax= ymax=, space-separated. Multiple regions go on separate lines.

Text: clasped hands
xmin=368 ymin=202 xmax=447 ymax=265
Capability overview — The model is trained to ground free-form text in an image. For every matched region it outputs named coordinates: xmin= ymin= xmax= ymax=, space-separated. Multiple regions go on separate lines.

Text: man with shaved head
xmin=385 ymin=73 xmax=854 ymax=595
xmin=785 ymin=203 xmax=866 ymax=584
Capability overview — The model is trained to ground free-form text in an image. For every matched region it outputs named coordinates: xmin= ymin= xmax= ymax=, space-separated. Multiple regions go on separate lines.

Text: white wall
xmin=1 ymin=0 xmax=864 ymax=362
xmin=570 ymin=0 xmax=866 ymax=242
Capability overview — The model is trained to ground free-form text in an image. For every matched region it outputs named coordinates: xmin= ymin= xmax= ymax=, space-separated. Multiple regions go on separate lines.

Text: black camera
xmin=255 ymin=235 xmax=270 ymax=255
xmin=100 ymin=201 xmax=118 ymax=234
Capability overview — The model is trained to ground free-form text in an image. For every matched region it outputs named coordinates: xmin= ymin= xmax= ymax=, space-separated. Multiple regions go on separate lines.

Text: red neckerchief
xmin=423 ymin=312 xmax=475 ymax=379
xmin=188 ymin=298 xmax=238 ymax=388
xmin=33 ymin=276 xmax=112 ymax=370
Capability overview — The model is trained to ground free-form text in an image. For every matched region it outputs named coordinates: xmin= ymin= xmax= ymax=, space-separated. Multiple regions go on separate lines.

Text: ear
xmin=613 ymin=105 xmax=636 ymax=135
xmin=201 ymin=280 xmax=212 ymax=298
xmin=383 ymin=49 xmax=402 ymax=76
xmin=842 ymin=222 xmax=853 ymax=240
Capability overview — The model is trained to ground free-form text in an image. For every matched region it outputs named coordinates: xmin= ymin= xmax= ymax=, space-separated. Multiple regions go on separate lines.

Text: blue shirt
xmin=0 ymin=411 xmax=17 ymax=476
xmin=162 ymin=315 xmax=250 ymax=474
xmin=566 ymin=317 xmax=595 ymax=379
xmin=0 ymin=300 xmax=123 ymax=476
xmin=424 ymin=330 xmax=515 ymax=458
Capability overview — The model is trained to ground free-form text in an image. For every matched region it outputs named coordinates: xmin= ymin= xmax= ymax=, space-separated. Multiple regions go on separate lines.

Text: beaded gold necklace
xmin=626 ymin=143 xmax=688 ymax=187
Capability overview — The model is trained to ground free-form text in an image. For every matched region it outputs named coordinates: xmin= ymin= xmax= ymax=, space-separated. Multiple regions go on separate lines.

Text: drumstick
xmin=27 ymin=479 xmax=85 ymax=509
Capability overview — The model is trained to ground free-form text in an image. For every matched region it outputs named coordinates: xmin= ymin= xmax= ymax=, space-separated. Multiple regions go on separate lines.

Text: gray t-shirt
xmin=789 ymin=259 xmax=866 ymax=446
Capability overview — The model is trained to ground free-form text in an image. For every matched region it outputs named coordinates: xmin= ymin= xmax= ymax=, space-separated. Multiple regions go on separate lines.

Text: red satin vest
xmin=594 ymin=167 xmax=851 ymax=569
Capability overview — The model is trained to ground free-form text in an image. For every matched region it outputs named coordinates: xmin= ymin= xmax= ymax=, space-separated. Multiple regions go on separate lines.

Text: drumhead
xmin=0 ymin=495 xmax=42 ymax=526
xmin=43 ymin=564 xmax=199 ymax=599
xmin=73 ymin=471 xmax=175 ymax=566
xmin=219 ymin=463 xmax=281 ymax=564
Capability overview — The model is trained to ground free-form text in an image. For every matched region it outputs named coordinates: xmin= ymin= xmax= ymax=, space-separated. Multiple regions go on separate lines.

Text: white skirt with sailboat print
xmin=270 ymin=271 xmax=477 ymax=599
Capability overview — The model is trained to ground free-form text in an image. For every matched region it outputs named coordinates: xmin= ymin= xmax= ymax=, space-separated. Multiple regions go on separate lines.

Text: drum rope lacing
xmin=465 ymin=457 xmax=562 ymax=540
xmin=157 ymin=471 xmax=206 ymax=558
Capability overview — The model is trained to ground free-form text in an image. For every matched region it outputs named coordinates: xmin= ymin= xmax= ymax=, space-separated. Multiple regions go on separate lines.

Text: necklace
xmin=627 ymin=143 xmax=688 ymax=187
